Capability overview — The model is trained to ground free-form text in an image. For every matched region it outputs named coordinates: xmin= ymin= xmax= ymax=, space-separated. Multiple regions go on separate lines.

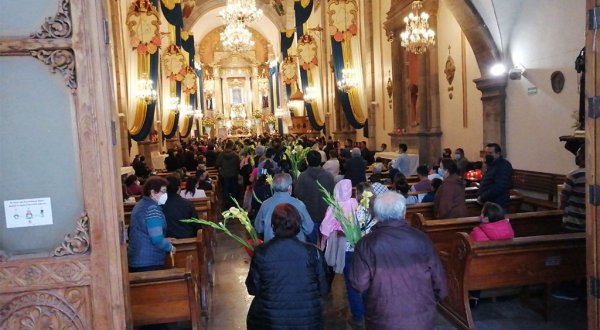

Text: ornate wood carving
xmin=0 ymin=257 xmax=91 ymax=293
xmin=30 ymin=49 xmax=77 ymax=91
xmin=0 ymin=290 xmax=87 ymax=329
xmin=53 ymin=214 xmax=90 ymax=257
xmin=31 ymin=0 xmax=72 ymax=39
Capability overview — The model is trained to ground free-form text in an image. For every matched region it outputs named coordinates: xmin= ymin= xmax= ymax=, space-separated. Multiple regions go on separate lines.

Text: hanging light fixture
xmin=336 ymin=68 xmax=357 ymax=92
xmin=304 ymin=86 xmax=318 ymax=102
xmin=220 ymin=0 xmax=263 ymax=25
xmin=400 ymin=0 xmax=436 ymax=55
xmin=137 ymin=74 xmax=157 ymax=102
xmin=220 ymin=23 xmax=255 ymax=53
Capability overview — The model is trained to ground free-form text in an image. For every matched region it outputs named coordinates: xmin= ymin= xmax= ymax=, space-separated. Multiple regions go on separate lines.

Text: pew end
xmin=439 ymin=232 xmax=586 ymax=329
xmin=129 ymin=255 xmax=203 ymax=329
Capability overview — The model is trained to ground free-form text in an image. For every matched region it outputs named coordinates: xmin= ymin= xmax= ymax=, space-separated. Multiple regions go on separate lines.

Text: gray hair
xmin=351 ymin=147 xmax=361 ymax=157
xmin=271 ymin=173 xmax=293 ymax=192
xmin=372 ymin=163 xmax=383 ymax=174
xmin=373 ymin=191 xmax=406 ymax=222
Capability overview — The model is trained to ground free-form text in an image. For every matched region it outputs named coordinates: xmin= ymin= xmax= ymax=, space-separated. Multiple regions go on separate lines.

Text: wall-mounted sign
xmin=4 ymin=197 xmax=53 ymax=228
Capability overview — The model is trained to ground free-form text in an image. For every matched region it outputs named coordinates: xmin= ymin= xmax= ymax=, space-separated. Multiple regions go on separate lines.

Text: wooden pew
xmin=129 ymin=255 xmax=202 ymax=329
xmin=439 ymin=232 xmax=585 ymax=330
xmin=512 ymin=169 xmax=565 ymax=210
xmin=167 ymin=230 xmax=211 ymax=320
xmin=190 ymin=197 xmax=217 ymax=286
xmin=409 ymin=209 xmax=564 ymax=253
xmin=405 ymin=195 xmax=523 ymax=221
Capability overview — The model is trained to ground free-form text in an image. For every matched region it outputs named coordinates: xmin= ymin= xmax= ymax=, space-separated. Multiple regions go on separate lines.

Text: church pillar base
xmin=137 ymin=141 xmax=160 ymax=164
xmin=333 ymin=130 xmax=357 ymax=144
xmin=474 ymin=75 xmax=508 ymax=150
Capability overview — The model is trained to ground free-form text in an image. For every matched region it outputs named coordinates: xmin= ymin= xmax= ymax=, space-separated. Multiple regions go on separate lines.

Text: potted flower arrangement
xmin=284 ymin=142 xmax=310 ymax=181
xmin=181 ymin=198 xmax=262 ymax=256
xmin=317 ymin=182 xmax=374 ymax=248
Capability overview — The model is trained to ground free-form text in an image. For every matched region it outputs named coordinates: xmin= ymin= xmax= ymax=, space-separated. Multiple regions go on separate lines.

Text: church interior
xmin=0 ymin=0 xmax=598 ymax=329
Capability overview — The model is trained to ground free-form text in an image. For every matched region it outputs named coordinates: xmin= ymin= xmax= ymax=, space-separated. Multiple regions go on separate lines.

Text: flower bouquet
xmin=317 ymin=181 xmax=374 ymax=248
xmin=181 ymin=198 xmax=262 ymax=256
xmin=284 ymin=143 xmax=310 ymax=180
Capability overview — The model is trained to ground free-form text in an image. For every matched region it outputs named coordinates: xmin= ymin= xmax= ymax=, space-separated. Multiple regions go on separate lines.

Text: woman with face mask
xmin=128 ymin=176 xmax=175 ymax=272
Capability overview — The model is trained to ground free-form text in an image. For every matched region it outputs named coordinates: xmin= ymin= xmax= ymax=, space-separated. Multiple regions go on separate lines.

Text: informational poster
xmin=4 ymin=197 xmax=53 ymax=228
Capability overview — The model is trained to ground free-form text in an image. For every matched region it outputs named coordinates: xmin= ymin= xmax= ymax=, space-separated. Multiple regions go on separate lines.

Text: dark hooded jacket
xmin=246 ymin=237 xmax=329 ymax=329
xmin=294 ymin=166 xmax=335 ymax=223
xmin=349 ymin=220 xmax=447 ymax=330
xmin=478 ymin=156 xmax=513 ymax=209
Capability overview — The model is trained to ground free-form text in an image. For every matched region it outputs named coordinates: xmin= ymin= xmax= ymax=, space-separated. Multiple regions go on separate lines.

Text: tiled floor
xmin=205 ymin=225 xmax=587 ymax=330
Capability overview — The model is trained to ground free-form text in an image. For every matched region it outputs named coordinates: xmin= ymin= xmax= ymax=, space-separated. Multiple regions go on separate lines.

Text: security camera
xmin=508 ymin=68 xmax=523 ymax=80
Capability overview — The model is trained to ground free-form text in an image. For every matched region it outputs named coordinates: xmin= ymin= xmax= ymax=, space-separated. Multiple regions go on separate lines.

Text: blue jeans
xmin=344 ymin=251 xmax=365 ymax=321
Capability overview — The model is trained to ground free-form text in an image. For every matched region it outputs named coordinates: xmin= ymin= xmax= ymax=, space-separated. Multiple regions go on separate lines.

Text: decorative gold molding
xmin=31 ymin=0 xmax=72 ymax=39
xmin=53 ymin=214 xmax=90 ymax=257
xmin=30 ymin=49 xmax=77 ymax=91
xmin=0 ymin=291 xmax=86 ymax=329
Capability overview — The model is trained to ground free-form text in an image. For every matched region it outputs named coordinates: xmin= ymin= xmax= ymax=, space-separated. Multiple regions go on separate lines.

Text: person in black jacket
xmin=477 ymin=143 xmax=513 ymax=210
xmin=246 ymin=203 xmax=329 ymax=330
xmin=161 ymin=176 xmax=201 ymax=238
xmin=344 ymin=148 xmax=367 ymax=187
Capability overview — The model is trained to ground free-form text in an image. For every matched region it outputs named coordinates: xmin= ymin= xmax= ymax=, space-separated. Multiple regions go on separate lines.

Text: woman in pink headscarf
xmin=320 ymin=179 xmax=358 ymax=273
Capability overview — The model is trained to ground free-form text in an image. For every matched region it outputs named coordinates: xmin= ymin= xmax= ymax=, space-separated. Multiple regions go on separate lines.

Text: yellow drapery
xmin=160 ymin=0 xmax=180 ymax=10
xmin=341 ymin=38 xmax=366 ymax=125
xmin=128 ymin=54 xmax=150 ymax=135
xmin=307 ymin=68 xmax=325 ymax=126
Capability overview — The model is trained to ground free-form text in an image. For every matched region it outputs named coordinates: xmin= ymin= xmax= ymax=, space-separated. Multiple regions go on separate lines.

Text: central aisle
xmin=204 ymin=224 xmax=584 ymax=330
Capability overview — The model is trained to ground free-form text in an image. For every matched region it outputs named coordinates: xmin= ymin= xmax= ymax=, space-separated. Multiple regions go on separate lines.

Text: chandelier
xmin=400 ymin=0 xmax=435 ymax=54
xmin=220 ymin=0 xmax=263 ymax=25
xmin=137 ymin=74 xmax=157 ymax=103
xmin=336 ymin=68 xmax=358 ymax=92
xmin=304 ymin=86 xmax=318 ymax=102
xmin=220 ymin=23 xmax=255 ymax=53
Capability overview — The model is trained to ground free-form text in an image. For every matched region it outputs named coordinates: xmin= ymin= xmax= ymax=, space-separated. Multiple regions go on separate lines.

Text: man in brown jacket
xmin=434 ymin=159 xmax=468 ymax=219
xmin=349 ymin=191 xmax=447 ymax=330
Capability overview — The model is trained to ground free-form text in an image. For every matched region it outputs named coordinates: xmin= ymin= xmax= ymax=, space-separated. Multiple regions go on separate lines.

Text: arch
xmin=443 ymin=0 xmax=501 ymax=76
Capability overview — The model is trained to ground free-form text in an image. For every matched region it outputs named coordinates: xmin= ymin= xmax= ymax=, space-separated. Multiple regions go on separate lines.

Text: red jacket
xmin=469 ymin=219 xmax=515 ymax=241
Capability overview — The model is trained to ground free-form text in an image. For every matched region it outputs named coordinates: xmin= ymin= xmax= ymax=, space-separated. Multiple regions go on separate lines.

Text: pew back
xmin=129 ymin=255 xmax=201 ymax=329
xmin=405 ymin=195 xmax=523 ymax=221
xmin=410 ymin=209 xmax=564 ymax=253
xmin=439 ymin=232 xmax=585 ymax=329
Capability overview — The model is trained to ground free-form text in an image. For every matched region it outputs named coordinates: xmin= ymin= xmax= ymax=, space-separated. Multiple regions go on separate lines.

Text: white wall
xmin=437 ymin=0 xmax=484 ymax=163
xmin=505 ymin=0 xmax=585 ymax=173
xmin=371 ymin=0 xmax=393 ymax=149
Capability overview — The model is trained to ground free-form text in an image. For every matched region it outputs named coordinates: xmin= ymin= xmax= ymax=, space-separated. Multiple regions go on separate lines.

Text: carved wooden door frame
xmin=0 ymin=0 xmax=128 ymax=328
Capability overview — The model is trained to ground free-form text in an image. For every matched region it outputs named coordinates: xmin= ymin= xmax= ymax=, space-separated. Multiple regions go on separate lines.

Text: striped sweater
xmin=128 ymin=196 xmax=173 ymax=268
xmin=561 ymin=167 xmax=586 ymax=231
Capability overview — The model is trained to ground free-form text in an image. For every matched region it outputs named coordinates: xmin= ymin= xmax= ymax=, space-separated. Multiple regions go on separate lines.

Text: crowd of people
xmin=123 ymin=134 xmax=586 ymax=329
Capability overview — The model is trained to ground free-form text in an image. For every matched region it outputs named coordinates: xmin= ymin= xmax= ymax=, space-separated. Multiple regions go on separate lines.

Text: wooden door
xmin=0 ymin=0 xmax=128 ymax=328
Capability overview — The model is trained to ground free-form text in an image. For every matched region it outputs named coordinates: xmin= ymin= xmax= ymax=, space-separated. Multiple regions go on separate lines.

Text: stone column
xmin=251 ymin=65 xmax=259 ymax=117
xmin=214 ymin=67 xmax=222 ymax=114
xmin=474 ymin=75 xmax=508 ymax=150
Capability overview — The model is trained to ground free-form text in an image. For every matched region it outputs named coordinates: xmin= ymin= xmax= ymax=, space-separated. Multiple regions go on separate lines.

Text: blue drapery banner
xmin=131 ymin=52 xmax=159 ymax=141
xmin=181 ymin=33 xmax=195 ymax=65
xmin=269 ymin=66 xmax=276 ymax=114
xmin=331 ymin=37 xmax=364 ymax=129
xmin=160 ymin=0 xmax=183 ymax=46
xmin=280 ymin=31 xmax=295 ymax=58
xmin=294 ymin=0 xmax=313 ymax=39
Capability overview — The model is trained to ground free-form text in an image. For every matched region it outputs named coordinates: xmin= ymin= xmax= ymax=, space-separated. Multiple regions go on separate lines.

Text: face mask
xmin=437 ymin=168 xmax=444 ymax=176
xmin=485 ymin=155 xmax=494 ymax=165
xmin=157 ymin=193 xmax=168 ymax=205
xmin=135 ymin=180 xmax=140 ymax=186
xmin=454 ymin=154 xmax=462 ymax=160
